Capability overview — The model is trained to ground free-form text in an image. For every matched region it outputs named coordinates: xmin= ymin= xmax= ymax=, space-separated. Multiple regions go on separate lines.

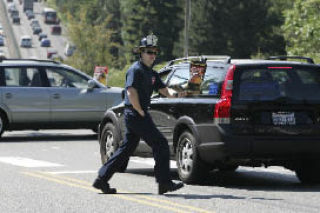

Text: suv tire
xmin=100 ymin=123 xmax=128 ymax=172
xmin=176 ymin=131 xmax=209 ymax=183
xmin=295 ymin=160 xmax=320 ymax=184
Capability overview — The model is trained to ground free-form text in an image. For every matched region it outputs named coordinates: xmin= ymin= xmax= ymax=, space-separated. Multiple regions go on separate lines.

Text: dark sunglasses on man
xmin=144 ymin=50 xmax=158 ymax=55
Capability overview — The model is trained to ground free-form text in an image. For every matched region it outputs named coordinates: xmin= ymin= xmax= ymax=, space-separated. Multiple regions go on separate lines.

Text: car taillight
xmin=214 ymin=65 xmax=236 ymax=124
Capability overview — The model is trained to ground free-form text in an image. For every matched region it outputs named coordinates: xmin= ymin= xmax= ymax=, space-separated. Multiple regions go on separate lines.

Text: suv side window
xmin=168 ymin=68 xmax=189 ymax=88
xmin=200 ymin=66 xmax=227 ymax=96
xmin=167 ymin=65 xmax=227 ymax=96
xmin=4 ymin=67 xmax=41 ymax=87
xmin=46 ymin=68 xmax=88 ymax=89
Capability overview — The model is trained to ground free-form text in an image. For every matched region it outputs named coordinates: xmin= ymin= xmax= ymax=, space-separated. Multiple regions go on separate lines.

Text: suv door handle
xmin=5 ymin=93 xmax=12 ymax=99
xmin=52 ymin=93 xmax=60 ymax=99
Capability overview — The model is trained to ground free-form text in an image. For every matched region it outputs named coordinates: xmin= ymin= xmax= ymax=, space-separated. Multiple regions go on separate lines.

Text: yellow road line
xmin=22 ymin=171 xmax=215 ymax=213
xmin=36 ymin=171 xmax=214 ymax=213
xmin=22 ymin=171 xmax=189 ymax=213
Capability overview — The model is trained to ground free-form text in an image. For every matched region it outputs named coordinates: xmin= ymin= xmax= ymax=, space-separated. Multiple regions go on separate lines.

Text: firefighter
xmin=93 ymin=34 xmax=185 ymax=194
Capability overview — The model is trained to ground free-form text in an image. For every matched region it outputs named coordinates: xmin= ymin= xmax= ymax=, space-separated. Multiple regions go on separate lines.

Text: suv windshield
xmin=235 ymin=66 xmax=320 ymax=102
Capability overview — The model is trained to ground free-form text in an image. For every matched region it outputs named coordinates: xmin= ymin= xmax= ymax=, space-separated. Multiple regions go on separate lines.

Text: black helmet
xmin=133 ymin=34 xmax=159 ymax=53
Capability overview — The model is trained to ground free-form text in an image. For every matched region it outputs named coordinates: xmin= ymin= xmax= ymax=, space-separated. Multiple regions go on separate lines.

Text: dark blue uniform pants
xmin=98 ymin=108 xmax=171 ymax=184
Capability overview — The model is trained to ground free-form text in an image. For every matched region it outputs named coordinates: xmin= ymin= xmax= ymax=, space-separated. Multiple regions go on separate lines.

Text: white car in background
xmin=20 ymin=35 xmax=32 ymax=48
xmin=0 ymin=24 xmax=4 ymax=36
xmin=0 ymin=50 xmax=6 ymax=59
xmin=64 ymin=43 xmax=76 ymax=56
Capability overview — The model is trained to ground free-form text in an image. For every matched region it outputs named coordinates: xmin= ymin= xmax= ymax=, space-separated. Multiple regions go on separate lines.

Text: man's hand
xmin=159 ymin=87 xmax=188 ymax=98
xmin=127 ymin=87 xmax=145 ymax=117
xmin=138 ymin=109 xmax=145 ymax=117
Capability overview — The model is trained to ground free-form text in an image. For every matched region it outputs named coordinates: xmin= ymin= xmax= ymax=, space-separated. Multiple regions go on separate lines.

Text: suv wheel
xmin=176 ymin=131 xmax=209 ymax=183
xmin=100 ymin=123 xmax=128 ymax=172
xmin=295 ymin=160 xmax=320 ymax=184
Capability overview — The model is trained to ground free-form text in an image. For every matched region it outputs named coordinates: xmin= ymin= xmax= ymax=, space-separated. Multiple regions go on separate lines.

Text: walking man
xmin=93 ymin=34 xmax=185 ymax=194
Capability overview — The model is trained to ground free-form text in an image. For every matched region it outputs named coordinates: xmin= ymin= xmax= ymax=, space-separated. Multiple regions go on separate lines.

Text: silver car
xmin=0 ymin=59 xmax=123 ymax=137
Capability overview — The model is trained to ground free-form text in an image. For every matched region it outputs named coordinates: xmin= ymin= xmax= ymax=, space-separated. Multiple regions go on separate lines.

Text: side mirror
xmin=88 ymin=79 xmax=97 ymax=90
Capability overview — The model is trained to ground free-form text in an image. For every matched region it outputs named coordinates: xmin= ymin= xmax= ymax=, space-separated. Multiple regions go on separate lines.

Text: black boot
xmin=93 ymin=178 xmax=117 ymax=194
xmin=158 ymin=181 xmax=184 ymax=195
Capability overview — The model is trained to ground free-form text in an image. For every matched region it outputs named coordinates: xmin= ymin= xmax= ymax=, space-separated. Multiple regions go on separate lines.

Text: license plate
xmin=272 ymin=112 xmax=296 ymax=125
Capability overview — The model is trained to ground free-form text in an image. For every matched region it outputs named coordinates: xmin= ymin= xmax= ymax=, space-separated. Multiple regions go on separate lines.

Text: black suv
xmin=98 ymin=56 xmax=320 ymax=184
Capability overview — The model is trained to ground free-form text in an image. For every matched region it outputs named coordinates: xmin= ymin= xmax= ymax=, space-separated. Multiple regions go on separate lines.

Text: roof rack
xmin=267 ymin=56 xmax=314 ymax=64
xmin=0 ymin=58 xmax=60 ymax=64
xmin=165 ymin=55 xmax=231 ymax=67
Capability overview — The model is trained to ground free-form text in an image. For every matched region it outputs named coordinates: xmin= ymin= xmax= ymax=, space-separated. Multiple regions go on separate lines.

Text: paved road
xmin=1 ymin=0 xmax=68 ymax=59
xmin=1 ymin=130 xmax=320 ymax=213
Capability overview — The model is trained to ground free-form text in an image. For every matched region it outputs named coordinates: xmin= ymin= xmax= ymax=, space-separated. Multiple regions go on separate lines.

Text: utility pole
xmin=184 ymin=0 xmax=191 ymax=57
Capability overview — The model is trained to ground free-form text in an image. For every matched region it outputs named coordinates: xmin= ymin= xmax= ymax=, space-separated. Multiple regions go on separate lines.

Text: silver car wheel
xmin=105 ymin=129 xmax=116 ymax=159
xmin=178 ymin=137 xmax=194 ymax=176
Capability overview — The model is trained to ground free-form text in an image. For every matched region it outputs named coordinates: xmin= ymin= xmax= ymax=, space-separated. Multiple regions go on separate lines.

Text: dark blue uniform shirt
xmin=124 ymin=61 xmax=166 ymax=111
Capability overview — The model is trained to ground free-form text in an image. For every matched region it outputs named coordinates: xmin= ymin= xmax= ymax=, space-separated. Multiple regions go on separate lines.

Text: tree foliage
xmin=282 ymin=0 xmax=320 ymax=61
xmin=49 ymin=0 xmax=291 ymax=82
xmin=120 ymin=0 xmax=182 ymax=62
xmin=184 ymin=0 xmax=286 ymax=58
xmin=65 ymin=7 xmax=118 ymax=75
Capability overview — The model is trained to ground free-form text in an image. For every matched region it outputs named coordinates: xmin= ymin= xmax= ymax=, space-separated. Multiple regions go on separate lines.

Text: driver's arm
xmin=159 ymin=87 xmax=186 ymax=98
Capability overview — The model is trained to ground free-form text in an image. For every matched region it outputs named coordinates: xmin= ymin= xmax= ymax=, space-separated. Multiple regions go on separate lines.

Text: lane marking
xmin=0 ymin=157 xmax=64 ymax=168
xmin=40 ymin=172 xmax=212 ymax=213
xmin=47 ymin=170 xmax=97 ymax=174
xmin=22 ymin=171 xmax=215 ymax=213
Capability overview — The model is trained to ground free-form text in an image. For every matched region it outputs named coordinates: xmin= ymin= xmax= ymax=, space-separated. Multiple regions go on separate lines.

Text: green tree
xmin=176 ymin=0 xmax=286 ymax=58
xmin=65 ymin=7 xmax=117 ymax=75
xmin=82 ymin=0 xmax=123 ymax=65
xmin=120 ymin=0 xmax=183 ymax=62
xmin=282 ymin=0 xmax=320 ymax=61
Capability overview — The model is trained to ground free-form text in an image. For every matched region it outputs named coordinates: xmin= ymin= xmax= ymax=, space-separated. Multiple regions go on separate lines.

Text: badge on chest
xmin=152 ymin=76 xmax=156 ymax=85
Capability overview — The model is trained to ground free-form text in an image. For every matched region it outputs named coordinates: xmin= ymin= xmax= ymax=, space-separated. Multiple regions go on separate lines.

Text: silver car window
xmin=4 ymin=67 xmax=41 ymax=87
xmin=45 ymin=67 xmax=88 ymax=89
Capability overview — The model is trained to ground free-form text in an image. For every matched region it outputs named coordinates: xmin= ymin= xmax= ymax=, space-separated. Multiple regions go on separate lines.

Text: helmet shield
xmin=133 ymin=34 xmax=159 ymax=53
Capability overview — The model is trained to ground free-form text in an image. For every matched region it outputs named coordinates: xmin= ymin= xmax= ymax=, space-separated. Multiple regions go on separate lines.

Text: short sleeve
xmin=125 ymin=67 xmax=140 ymax=89
xmin=153 ymin=71 xmax=166 ymax=91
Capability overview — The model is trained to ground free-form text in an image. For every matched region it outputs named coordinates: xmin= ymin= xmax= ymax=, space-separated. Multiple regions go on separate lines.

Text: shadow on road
xmin=164 ymin=193 xmax=283 ymax=201
xmin=125 ymin=167 xmax=320 ymax=194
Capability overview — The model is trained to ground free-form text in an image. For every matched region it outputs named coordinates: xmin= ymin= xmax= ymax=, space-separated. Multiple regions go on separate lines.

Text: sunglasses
xmin=144 ymin=50 xmax=158 ymax=55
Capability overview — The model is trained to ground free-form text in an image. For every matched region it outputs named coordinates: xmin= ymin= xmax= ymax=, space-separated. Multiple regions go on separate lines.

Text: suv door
xmin=150 ymin=67 xmax=190 ymax=140
xmin=45 ymin=67 xmax=108 ymax=123
xmin=1 ymin=67 xmax=50 ymax=123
